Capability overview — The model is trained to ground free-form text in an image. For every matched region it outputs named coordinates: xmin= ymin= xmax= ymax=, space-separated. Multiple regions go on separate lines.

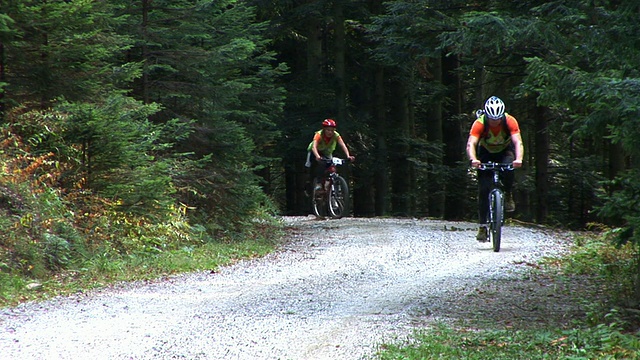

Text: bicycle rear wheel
xmin=328 ymin=176 xmax=349 ymax=219
xmin=489 ymin=190 xmax=503 ymax=252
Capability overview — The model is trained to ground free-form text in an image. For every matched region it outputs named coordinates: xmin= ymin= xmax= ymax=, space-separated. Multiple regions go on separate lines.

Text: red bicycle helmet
xmin=322 ymin=119 xmax=337 ymax=127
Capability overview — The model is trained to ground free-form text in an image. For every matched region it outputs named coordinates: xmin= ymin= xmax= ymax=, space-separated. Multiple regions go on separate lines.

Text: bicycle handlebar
xmin=478 ymin=162 xmax=514 ymax=171
xmin=320 ymin=157 xmax=346 ymax=166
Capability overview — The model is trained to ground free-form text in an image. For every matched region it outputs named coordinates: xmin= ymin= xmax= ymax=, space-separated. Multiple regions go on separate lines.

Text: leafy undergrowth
xmin=0 ymin=107 xmax=283 ymax=308
xmin=374 ymin=232 xmax=640 ymax=359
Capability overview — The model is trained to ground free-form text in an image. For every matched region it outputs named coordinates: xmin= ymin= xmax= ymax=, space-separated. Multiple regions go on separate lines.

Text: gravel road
xmin=0 ymin=216 xmax=572 ymax=360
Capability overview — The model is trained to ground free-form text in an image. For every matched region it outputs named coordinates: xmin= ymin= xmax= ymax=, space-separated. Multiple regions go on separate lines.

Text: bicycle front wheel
xmin=489 ymin=190 xmax=503 ymax=252
xmin=328 ymin=176 xmax=349 ymax=219
xmin=311 ymin=181 xmax=327 ymax=218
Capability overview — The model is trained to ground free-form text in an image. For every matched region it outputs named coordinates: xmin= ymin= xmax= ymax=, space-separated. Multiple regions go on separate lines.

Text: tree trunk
xmin=365 ymin=0 xmax=388 ymax=217
xmin=609 ymin=141 xmax=625 ymax=190
xmin=426 ymin=55 xmax=444 ymax=218
xmin=333 ymin=2 xmax=346 ymax=123
xmin=285 ymin=14 xmax=325 ymax=215
xmin=352 ymin=64 xmax=382 ymax=217
xmin=307 ymin=17 xmax=322 ymax=77
xmin=442 ymin=54 xmax=466 ymax=220
xmin=142 ymin=0 xmax=150 ymax=104
xmin=374 ymin=67 xmax=389 ymax=216
xmin=534 ymin=105 xmax=549 ymax=223
xmin=284 ymin=164 xmax=297 ymax=215
xmin=389 ymin=78 xmax=412 ymax=216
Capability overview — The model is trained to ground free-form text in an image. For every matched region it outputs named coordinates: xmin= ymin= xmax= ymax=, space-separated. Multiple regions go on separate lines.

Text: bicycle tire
xmin=328 ymin=176 xmax=349 ymax=219
xmin=311 ymin=182 xmax=327 ymax=218
xmin=490 ymin=190 xmax=503 ymax=252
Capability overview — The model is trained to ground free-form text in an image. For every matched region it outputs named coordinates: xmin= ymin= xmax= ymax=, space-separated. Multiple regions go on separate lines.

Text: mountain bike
xmin=311 ymin=157 xmax=350 ymax=219
xmin=477 ymin=162 xmax=513 ymax=252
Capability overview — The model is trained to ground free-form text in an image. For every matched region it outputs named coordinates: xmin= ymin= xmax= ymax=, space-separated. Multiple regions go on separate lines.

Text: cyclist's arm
xmin=505 ymin=115 xmax=524 ymax=168
xmin=467 ymin=120 xmax=484 ymax=168
xmin=466 ymin=134 xmax=481 ymax=168
xmin=311 ymin=135 xmax=322 ymax=161
xmin=511 ymin=132 xmax=524 ymax=168
xmin=337 ymin=136 xmax=355 ymax=161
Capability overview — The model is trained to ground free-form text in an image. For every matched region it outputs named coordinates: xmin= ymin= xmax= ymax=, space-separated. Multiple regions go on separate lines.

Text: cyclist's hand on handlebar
xmin=512 ymin=159 xmax=523 ymax=168
xmin=470 ymin=159 xmax=481 ymax=168
xmin=347 ymin=155 xmax=355 ymax=162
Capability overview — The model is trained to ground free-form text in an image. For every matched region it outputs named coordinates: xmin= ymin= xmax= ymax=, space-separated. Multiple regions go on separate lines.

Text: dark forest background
xmin=0 ymin=0 xmax=638 ymax=286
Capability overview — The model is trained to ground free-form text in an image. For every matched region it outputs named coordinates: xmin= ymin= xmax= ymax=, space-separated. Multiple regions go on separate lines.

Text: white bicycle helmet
xmin=484 ymin=96 xmax=505 ymax=119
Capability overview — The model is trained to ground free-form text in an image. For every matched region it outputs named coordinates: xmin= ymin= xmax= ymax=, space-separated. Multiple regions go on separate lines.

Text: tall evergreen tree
xmin=249 ymin=0 xmax=373 ymax=215
xmin=368 ymin=1 xmax=469 ymax=218
xmin=1 ymin=1 xmax=131 ymax=110
xmin=112 ymin=0 xmax=287 ymax=229
xmin=523 ymin=1 xmax=640 ymax=245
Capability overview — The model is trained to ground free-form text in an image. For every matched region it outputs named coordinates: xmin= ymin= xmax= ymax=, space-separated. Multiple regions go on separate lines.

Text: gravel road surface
xmin=0 ymin=216 xmax=572 ymax=360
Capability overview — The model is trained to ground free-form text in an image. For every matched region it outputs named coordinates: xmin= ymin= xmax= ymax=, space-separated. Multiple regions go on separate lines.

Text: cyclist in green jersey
xmin=306 ymin=119 xmax=355 ymax=192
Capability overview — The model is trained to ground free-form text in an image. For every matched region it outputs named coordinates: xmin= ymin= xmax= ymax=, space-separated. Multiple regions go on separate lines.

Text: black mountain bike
xmin=312 ymin=157 xmax=350 ymax=219
xmin=477 ymin=162 xmax=513 ymax=252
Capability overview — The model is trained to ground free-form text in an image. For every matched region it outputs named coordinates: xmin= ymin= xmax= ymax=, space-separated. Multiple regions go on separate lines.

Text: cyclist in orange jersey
xmin=467 ymin=96 xmax=524 ymax=240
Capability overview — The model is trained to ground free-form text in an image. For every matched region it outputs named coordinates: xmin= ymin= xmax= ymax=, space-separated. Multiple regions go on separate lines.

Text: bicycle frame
xmin=312 ymin=157 xmax=349 ymax=219
xmin=488 ymin=167 xmax=504 ymax=225
xmin=478 ymin=162 xmax=513 ymax=252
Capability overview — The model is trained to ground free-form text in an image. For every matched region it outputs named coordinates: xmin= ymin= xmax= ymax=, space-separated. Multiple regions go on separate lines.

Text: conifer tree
xmin=1 ymin=1 xmax=131 ymax=110
xmin=111 ymin=0 xmax=286 ymax=229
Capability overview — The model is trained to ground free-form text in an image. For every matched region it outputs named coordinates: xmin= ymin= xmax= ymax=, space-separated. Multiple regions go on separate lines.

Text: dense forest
xmin=0 ymin=1 xmax=638 ymax=289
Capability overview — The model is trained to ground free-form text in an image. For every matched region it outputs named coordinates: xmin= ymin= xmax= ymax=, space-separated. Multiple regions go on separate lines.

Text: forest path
xmin=0 ymin=216 xmax=574 ymax=360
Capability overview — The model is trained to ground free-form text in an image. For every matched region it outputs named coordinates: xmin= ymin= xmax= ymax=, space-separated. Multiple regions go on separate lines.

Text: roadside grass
xmin=0 ymin=233 xmax=279 ymax=308
xmin=374 ymin=231 xmax=640 ymax=359
xmin=375 ymin=322 xmax=640 ymax=359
